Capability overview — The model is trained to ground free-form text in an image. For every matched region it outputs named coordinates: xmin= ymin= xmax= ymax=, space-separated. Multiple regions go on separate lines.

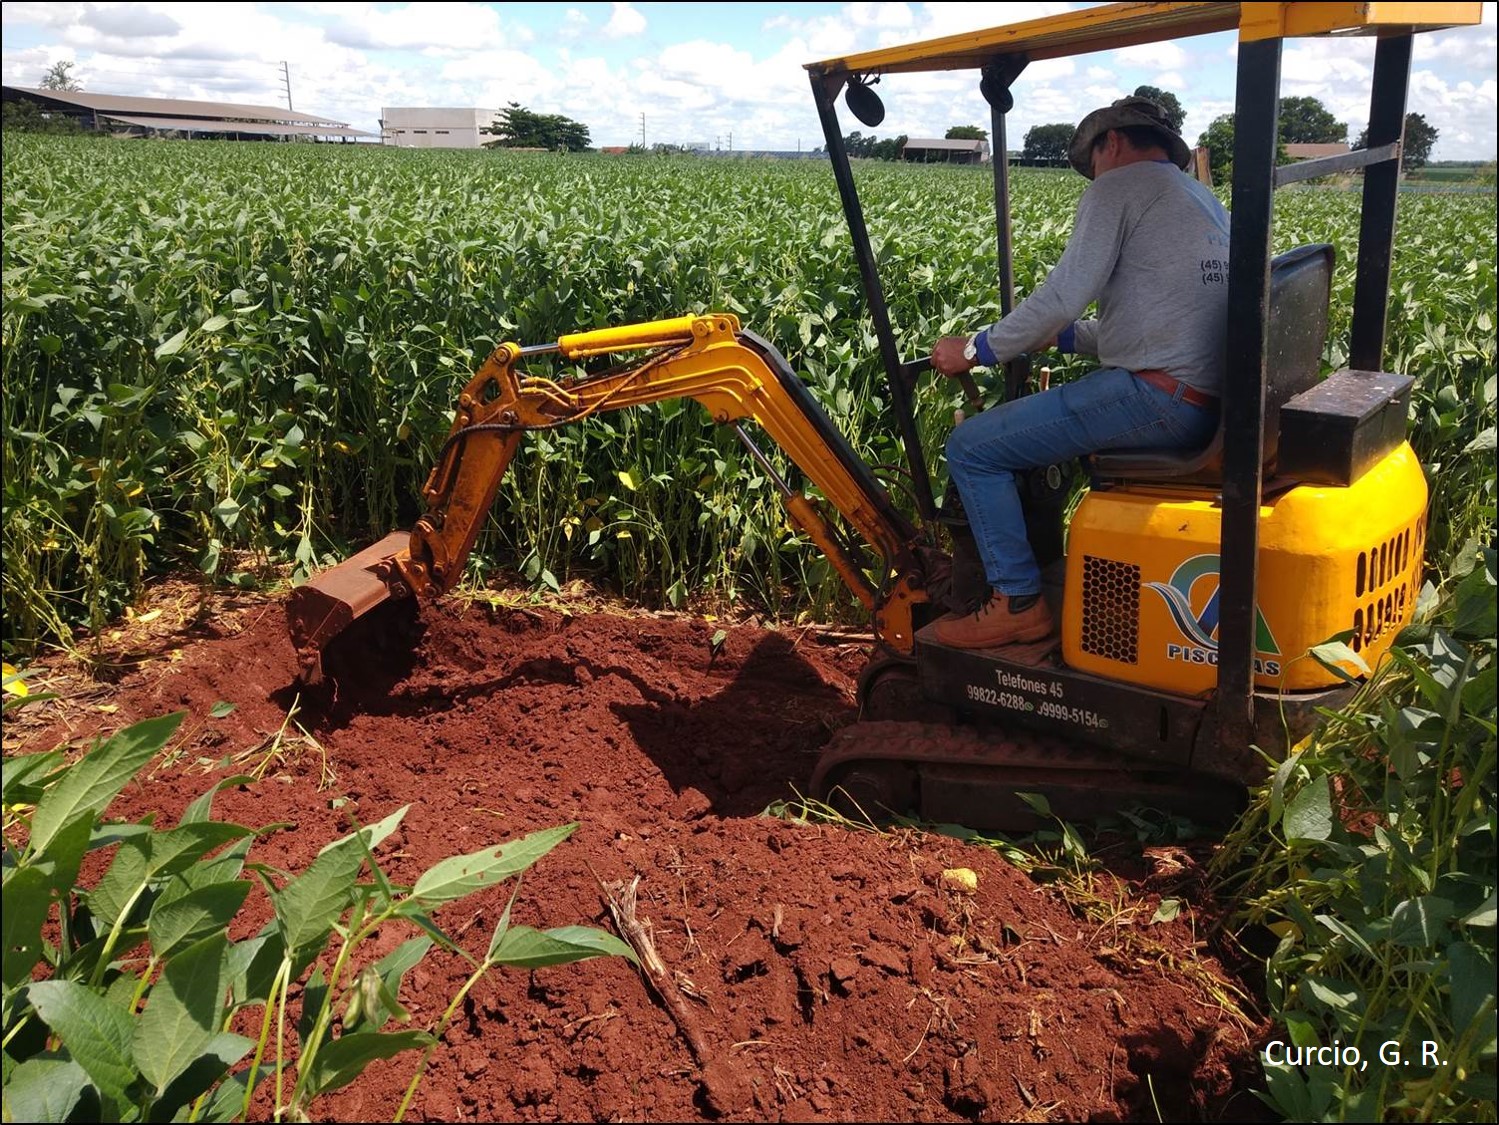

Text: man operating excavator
xmin=930 ymin=96 xmax=1230 ymax=649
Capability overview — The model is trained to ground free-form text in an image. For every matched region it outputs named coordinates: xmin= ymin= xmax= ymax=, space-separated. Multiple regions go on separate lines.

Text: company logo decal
xmin=1144 ymin=554 xmax=1282 ymax=676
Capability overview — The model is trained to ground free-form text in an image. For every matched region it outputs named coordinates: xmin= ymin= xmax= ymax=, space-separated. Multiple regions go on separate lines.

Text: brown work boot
xmin=932 ymin=590 xmax=1054 ymax=650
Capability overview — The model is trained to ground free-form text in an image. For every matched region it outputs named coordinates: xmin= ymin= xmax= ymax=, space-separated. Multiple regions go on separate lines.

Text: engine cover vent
xmin=1082 ymin=555 xmax=1140 ymax=664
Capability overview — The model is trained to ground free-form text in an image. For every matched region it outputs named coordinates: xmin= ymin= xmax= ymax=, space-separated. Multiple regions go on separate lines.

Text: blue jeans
xmin=945 ymin=367 xmax=1218 ymax=596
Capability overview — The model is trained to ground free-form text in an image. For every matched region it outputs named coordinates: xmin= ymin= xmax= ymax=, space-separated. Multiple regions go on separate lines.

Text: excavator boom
xmin=287 ymin=313 xmax=931 ymax=682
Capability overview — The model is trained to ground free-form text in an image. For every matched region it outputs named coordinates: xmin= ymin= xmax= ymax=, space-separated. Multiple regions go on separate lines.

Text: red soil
xmin=5 ymin=594 xmax=1267 ymax=1122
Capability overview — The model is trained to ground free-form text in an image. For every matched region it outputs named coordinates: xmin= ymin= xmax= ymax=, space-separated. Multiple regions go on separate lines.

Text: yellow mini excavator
xmin=287 ymin=2 xmax=1480 ymax=829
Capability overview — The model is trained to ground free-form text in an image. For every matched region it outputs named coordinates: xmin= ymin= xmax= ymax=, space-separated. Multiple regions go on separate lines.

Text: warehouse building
xmin=901 ymin=137 xmax=991 ymax=164
xmin=1 ymin=85 xmax=370 ymax=140
xmin=381 ymin=108 xmax=499 ymax=149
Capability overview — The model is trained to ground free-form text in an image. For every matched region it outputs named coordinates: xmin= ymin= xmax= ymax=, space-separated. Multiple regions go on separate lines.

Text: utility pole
xmin=280 ymin=61 xmax=293 ymax=111
xmin=727 ymin=130 xmax=732 ymax=152
xmin=639 ymin=113 xmax=646 ymax=147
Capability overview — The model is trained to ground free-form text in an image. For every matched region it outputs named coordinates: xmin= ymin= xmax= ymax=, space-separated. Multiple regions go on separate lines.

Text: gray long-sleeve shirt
xmin=972 ymin=160 xmax=1231 ymax=394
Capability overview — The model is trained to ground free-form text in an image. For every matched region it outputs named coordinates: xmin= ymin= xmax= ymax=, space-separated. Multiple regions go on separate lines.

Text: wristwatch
xmin=962 ymin=336 xmax=979 ymax=363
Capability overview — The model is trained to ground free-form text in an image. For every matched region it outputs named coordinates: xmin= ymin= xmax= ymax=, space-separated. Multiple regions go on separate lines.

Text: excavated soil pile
xmin=9 ymin=598 xmax=1265 ymax=1122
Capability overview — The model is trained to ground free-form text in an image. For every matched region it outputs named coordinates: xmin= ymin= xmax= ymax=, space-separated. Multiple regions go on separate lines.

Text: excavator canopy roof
xmin=805 ymin=1 xmax=1482 ymax=77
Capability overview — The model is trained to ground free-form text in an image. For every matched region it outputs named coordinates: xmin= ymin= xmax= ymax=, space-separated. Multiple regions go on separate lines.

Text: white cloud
xmin=846 ymin=2 xmax=915 ymax=30
xmin=558 ymin=8 xmax=590 ymax=41
xmin=603 ymin=2 xmax=646 ymax=40
xmin=1405 ymin=71 xmax=1497 ymax=160
xmin=1 ymin=1 xmax=1492 ymax=156
xmin=1115 ymin=42 xmax=1187 ymax=71
xmin=324 ymin=2 xmax=520 ymax=52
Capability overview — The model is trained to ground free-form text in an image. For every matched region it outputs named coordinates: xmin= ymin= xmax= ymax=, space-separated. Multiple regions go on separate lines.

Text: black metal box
xmin=1277 ymin=369 xmax=1415 ymax=486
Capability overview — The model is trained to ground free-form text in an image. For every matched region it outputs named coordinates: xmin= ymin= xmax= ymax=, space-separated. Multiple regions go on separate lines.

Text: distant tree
xmin=1197 ymin=113 xmax=1299 ymax=185
xmin=1 ymin=98 xmax=84 ymax=134
xmin=945 ymin=125 xmax=988 ymax=141
xmin=1197 ymin=114 xmax=1237 ymax=184
xmin=484 ymin=102 xmax=591 ymax=151
xmin=1354 ymin=112 xmax=1439 ymax=171
xmin=1022 ymin=122 xmax=1074 ymax=164
xmin=40 ymin=60 xmax=81 ymax=91
xmin=1132 ymin=85 xmax=1185 ymax=133
xmin=1278 ymin=95 xmax=1347 ymax=144
xmin=843 ymin=131 xmax=906 ymax=160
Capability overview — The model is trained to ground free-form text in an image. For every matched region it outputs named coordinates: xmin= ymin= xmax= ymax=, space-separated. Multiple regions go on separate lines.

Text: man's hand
xmin=932 ymin=335 xmax=974 ymax=376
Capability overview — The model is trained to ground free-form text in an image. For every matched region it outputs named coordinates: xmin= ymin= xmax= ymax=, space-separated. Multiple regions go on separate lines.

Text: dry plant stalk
xmin=597 ymin=873 xmax=749 ymax=1115
xmin=599 ymin=874 xmax=713 ymax=1062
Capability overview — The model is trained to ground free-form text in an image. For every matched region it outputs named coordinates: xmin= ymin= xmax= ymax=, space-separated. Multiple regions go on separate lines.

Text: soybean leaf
xmin=148 ymin=880 xmax=252 ymax=960
xmin=406 ymin=823 xmax=576 ymax=909
xmin=134 ymin=932 xmax=229 ymax=1094
xmin=154 ymin=327 xmax=188 ymax=358
xmin=148 ymin=1032 xmax=255 ymax=1123
xmin=26 ymin=979 xmax=138 ymax=1106
xmin=200 ymin=314 xmax=229 ymax=333
xmin=87 ymin=836 xmax=152 ymax=927
xmin=1389 ymin=896 xmax=1455 ymax=948
xmin=1315 ymin=913 xmax=1377 ymax=959
xmin=1284 ymin=776 xmax=1333 ymax=842
xmin=29 ymin=712 xmax=185 ymax=855
xmin=2 ymin=866 xmax=52 ymax=987
xmin=1448 ymin=940 xmax=1495 ymax=1042
xmin=194 ymin=1068 xmax=254 ymax=1123
xmin=272 ymin=842 xmax=365 ymax=968
xmin=1 ymin=749 xmax=63 ymax=804
xmin=316 ymin=803 xmax=408 ymax=857
xmin=212 ymin=498 xmax=240 ymax=529
xmin=1 ymin=1055 xmax=89 ymax=1123
xmin=1150 ymin=898 xmax=1182 ymax=925
xmin=1453 ymin=555 xmax=1496 ymax=639
xmin=147 ymin=821 xmax=255 ymax=878
xmin=488 ymin=924 xmax=638 ymax=969
xmin=1301 ymin=974 xmax=1361 ymax=1020
xmin=1268 ymin=748 xmax=1305 ymax=828
xmin=180 ymin=774 xmax=255 ymax=825
xmin=226 ymin=927 xmax=285 ymax=1009
xmin=302 ymin=1030 xmax=434 ymax=1098
xmin=1308 ymin=639 xmax=1371 ymax=683
xmin=1461 ymin=891 xmax=1496 ymax=928
xmin=170 ymin=835 xmax=255 ymax=894
xmin=31 ymin=811 xmax=94 ymax=900
xmin=1017 ymin=792 xmax=1052 ymax=818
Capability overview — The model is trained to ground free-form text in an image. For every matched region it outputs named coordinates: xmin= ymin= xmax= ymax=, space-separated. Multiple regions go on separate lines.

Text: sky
xmin=2 ymin=2 xmax=1495 ymax=159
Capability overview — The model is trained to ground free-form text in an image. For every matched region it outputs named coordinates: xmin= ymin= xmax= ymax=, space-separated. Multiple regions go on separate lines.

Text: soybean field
xmin=2 ymin=137 xmax=1493 ymax=646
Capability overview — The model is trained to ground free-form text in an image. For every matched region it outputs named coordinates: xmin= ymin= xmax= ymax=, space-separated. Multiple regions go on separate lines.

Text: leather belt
xmin=1133 ymin=368 xmax=1218 ymax=409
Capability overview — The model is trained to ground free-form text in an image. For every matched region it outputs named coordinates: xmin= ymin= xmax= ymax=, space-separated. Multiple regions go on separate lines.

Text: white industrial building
xmin=381 ymin=107 xmax=498 ymax=148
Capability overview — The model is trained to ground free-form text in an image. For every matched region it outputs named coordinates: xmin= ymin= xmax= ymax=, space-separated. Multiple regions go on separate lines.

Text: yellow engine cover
xmin=1062 ymin=442 xmax=1427 ymax=695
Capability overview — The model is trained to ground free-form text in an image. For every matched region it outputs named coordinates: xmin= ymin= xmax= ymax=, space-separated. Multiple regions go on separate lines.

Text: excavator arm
xmin=287 ymin=313 xmax=934 ymax=682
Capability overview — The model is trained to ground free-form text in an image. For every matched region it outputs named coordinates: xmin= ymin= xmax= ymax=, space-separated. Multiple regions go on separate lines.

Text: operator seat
xmin=1089 ymin=243 xmax=1334 ymax=486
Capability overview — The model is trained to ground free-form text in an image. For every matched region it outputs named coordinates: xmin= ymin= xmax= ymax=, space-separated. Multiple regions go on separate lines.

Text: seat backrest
xmin=1089 ymin=243 xmax=1335 ymax=484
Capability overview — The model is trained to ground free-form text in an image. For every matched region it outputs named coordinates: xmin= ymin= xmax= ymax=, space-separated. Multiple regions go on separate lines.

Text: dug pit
xmin=7 ymin=597 xmax=1267 ymax=1122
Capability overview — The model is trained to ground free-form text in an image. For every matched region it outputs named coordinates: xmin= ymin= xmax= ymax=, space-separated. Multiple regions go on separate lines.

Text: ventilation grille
xmin=1351 ymin=518 xmax=1425 ymax=653
xmin=1082 ymin=555 xmax=1140 ymax=664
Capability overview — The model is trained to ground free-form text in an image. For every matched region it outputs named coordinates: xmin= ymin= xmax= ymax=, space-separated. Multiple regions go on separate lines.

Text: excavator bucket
xmin=286 ymin=530 xmax=410 ymax=684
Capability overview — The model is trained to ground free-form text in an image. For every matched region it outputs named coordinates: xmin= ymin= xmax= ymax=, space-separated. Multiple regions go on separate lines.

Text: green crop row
xmin=1 ymin=136 xmax=1494 ymax=649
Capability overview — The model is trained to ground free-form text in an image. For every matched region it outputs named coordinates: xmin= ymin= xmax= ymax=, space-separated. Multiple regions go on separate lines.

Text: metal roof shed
xmin=1 ymin=86 xmax=370 ymax=138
